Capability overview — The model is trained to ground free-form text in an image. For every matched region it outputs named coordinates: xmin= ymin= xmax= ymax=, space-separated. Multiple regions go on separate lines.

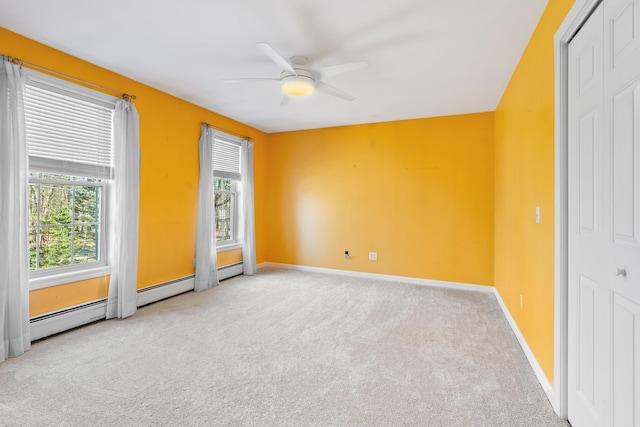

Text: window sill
xmin=216 ymin=242 xmax=242 ymax=253
xmin=29 ymin=266 xmax=111 ymax=291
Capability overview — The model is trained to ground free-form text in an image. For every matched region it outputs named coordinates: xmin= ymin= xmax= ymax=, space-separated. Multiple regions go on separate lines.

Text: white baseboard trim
xmin=492 ymin=288 xmax=555 ymax=404
xmin=137 ymin=275 xmax=195 ymax=307
xmin=30 ymin=299 xmax=107 ymax=341
xmin=259 ymin=262 xmax=493 ymax=293
xmin=218 ymin=262 xmax=244 ymax=281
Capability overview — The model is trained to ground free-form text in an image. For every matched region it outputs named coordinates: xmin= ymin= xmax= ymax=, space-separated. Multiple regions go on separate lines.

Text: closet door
xmin=568 ymin=1 xmax=640 ymax=426
xmin=568 ymin=4 xmax=607 ymax=426
xmin=604 ymin=0 xmax=640 ymax=425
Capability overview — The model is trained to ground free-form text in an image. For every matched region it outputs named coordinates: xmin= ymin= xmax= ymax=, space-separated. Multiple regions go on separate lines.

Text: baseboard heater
xmin=30 ymin=263 xmax=244 ymax=341
xmin=136 ymin=275 xmax=196 ymax=307
xmin=218 ymin=262 xmax=244 ymax=281
xmin=29 ymin=276 xmax=197 ymax=341
xmin=30 ymin=276 xmax=197 ymax=341
xmin=30 ymin=298 xmax=108 ymax=341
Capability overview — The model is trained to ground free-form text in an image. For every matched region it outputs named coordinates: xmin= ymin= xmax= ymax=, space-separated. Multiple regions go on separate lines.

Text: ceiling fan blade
xmin=280 ymin=95 xmax=291 ymax=106
xmin=317 ymin=61 xmax=368 ymax=80
xmin=222 ymin=78 xmax=280 ymax=84
xmin=316 ymin=81 xmax=356 ymax=101
xmin=257 ymin=43 xmax=296 ymax=75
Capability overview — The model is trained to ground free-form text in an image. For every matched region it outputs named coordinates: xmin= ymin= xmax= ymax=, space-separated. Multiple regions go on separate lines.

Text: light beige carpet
xmin=0 ymin=268 xmax=568 ymax=426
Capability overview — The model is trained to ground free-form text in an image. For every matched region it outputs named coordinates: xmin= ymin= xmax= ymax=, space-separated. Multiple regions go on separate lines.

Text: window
xmin=214 ymin=178 xmax=236 ymax=243
xmin=24 ymin=73 xmax=116 ymax=288
xmin=29 ymin=173 xmax=105 ymax=272
xmin=212 ymin=135 xmax=242 ymax=247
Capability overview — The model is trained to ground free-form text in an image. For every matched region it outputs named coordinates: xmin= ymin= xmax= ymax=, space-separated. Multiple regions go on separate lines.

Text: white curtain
xmin=106 ymin=100 xmax=140 ymax=319
xmin=195 ymin=125 xmax=218 ymax=291
xmin=240 ymin=139 xmax=257 ymax=275
xmin=0 ymin=60 xmax=30 ymax=363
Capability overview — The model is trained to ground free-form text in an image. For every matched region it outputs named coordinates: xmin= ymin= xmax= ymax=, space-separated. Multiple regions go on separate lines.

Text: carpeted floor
xmin=0 ymin=268 xmax=568 ymax=426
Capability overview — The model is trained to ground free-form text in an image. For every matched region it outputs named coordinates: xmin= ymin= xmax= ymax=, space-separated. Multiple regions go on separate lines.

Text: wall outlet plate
xmin=369 ymin=252 xmax=377 ymax=261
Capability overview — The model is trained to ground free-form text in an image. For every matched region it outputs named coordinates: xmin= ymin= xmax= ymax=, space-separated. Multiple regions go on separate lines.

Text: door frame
xmin=553 ymin=0 xmax=602 ymax=418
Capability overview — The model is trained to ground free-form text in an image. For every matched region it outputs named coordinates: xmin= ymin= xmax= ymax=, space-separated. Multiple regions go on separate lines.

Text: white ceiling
xmin=0 ymin=0 xmax=548 ymax=133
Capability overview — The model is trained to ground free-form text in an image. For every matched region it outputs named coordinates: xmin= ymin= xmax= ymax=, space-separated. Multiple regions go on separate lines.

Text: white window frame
xmin=24 ymin=70 xmax=117 ymax=290
xmin=28 ymin=173 xmax=109 ymax=289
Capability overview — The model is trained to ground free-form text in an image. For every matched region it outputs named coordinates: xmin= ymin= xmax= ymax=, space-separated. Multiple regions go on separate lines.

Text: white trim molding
xmin=136 ymin=276 xmax=195 ymax=307
xmin=30 ymin=299 xmax=107 ymax=341
xmin=218 ymin=262 xmax=244 ymax=281
xmin=259 ymin=262 xmax=494 ymax=293
xmin=493 ymin=289 xmax=554 ymax=402
xmin=553 ymin=0 xmax=601 ymax=419
xmin=29 ymin=265 xmax=111 ymax=291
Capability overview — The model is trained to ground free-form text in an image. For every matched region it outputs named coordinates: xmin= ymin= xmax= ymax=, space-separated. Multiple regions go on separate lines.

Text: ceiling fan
xmin=224 ymin=43 xmax=368 ymax=105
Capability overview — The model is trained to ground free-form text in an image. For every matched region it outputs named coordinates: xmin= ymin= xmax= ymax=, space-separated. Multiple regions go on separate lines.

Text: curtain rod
xmin=2 ymin=54 xmax=136 ymax=101
xmin=202 ymin=122 xmax=252 ymax=141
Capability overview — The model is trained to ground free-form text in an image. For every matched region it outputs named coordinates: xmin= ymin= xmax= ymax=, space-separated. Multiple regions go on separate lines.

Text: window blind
xmin=25 ymin=82 xmax=115 ymax=179
xmin=213 ymin=137 xmax=241 ymax=180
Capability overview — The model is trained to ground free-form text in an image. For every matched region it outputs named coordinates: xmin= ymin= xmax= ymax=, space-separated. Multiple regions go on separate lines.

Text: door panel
xmin=611 ymin=293 xmax=640 ymax=427
xmin=568 ymin=5 xmax=607 ymax=426
xmin=579 ymin=45 xmax=598 ymax=94
xmin=606 ymin=0 xmax=640 ymax=424
xmin=579 ymin=111 xmax=598 ymax=233
xmin=610 ymin=0 xmax=639 ymax=69
xmin=611 ymin=81 xmax=640 ymax=245
xmin=569 ymin=1 xmax=640 ymax=426
xmin=576 ymin=274 xmax=597 ymax=412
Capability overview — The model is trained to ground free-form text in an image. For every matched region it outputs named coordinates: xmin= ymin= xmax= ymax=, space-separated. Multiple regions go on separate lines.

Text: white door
xmin=568 ymin=1 xmax=640 ymax=426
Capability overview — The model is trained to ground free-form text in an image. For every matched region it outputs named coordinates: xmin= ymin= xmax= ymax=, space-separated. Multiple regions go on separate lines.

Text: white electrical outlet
xmin=369 ymin=252 xmax=377 ymax=261
xmin=535 ymin=206 xmax=541 ymax=224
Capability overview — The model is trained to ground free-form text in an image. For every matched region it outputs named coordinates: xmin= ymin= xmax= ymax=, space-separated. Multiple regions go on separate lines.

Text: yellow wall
xmin=29 ymin=277 xmax=109 ymax=317
xmin=1 ymin=28 xmax=268 ymax=315
xmin=218 ymin=248 xmax=243 ymax=267
xmin=494 ymin=0 xmax=575 ymax=382
xmin=267 ymin=113 xmax=495 ymax=286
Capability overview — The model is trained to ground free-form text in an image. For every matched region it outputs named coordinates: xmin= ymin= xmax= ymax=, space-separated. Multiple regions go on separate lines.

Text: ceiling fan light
xmin=281 ymin=75 xmax=315 ymax=97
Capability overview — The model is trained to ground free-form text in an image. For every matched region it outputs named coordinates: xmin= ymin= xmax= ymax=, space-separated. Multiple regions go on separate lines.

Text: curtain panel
xmin=240 ymin=140 xmax=256 ymax=275
xmin=106 ymin=100 xmax=141 ymax=319
xmin=195 ymin=125 xmax=218 ymax=291
xmin=0 ymin=60 xmax=30 ymax=363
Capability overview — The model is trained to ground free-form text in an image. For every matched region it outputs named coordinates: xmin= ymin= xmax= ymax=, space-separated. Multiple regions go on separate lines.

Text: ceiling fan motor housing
xmin=280 ymin=56 xmax=316 ymax=96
